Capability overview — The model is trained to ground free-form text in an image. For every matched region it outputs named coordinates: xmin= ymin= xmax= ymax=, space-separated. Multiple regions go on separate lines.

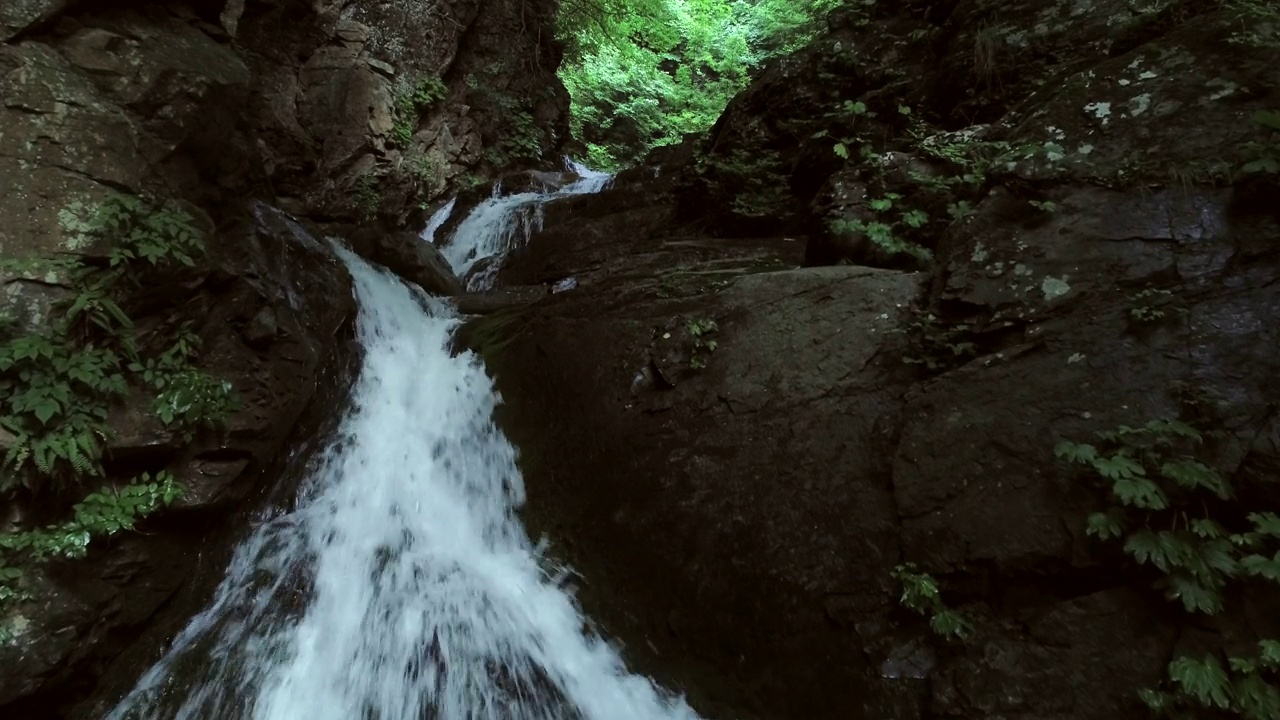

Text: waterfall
xmin=107 ymin=177 xmax=701 ymax=720
xmin=420 ymin=197 xmax=457 ymax=244
xmin=440 ymin=158 xmax=612 ymax=290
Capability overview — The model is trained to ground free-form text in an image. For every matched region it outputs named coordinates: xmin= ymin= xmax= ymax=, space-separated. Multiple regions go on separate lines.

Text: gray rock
xmin=0 ymin=0 xmax=67 ymax=42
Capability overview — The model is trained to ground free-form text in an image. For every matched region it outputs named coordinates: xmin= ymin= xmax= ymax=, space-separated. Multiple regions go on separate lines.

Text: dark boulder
xmin=349 ymin=226 xmax=464 ymax=296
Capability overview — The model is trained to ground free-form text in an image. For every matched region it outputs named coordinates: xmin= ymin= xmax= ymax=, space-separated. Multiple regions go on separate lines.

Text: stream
xmin=106 ymin=162 xmax=702 ymax=720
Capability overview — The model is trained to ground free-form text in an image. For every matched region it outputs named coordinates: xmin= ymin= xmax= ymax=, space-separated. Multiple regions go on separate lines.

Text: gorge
xmin=2 ymin=1 xmax=1279 ymax=719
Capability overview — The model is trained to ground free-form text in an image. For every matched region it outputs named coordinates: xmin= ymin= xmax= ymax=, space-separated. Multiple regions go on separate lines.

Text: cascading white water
xmin=441 ymin=158 xmax=612 ymax=289
xmin=420 ymin=197 xmax=458 ymax=244
xmin=107 ymin=183 xmax=703 ymax=720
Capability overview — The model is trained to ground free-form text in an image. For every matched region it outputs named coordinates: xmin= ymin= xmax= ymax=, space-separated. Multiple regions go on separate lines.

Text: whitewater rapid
xmin=438 ymin=160 xmax=611 ymax=290
xmin=107 ymin=168 xmax=701 ymax=720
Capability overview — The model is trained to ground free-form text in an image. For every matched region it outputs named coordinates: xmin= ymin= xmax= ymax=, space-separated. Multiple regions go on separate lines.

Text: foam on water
xmin=440 ymin=158 xmax=611 ymax=290
xmin=107 ymin=176 xmax=703 ymax=720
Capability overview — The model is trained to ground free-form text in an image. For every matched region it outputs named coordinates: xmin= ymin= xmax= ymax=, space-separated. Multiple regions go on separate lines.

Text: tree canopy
xmin=557 ymin=0 xmax=841 ymax=170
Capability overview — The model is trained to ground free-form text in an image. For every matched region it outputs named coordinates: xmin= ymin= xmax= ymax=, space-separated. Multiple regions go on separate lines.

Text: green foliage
xmin=130 ymin=326 xmax=239 ymax=442
xmin=391 ymin=76 xmax=449 ymax=148
xmin=1240 ymin=110 xmax=1280 ymax=176
xmin=692 ymin=146 xmax=794 ymax=220
xmin=353 ymin=173 xmax=381 ymax=222
xmin=829 ymin=192 xmax=934 ymax=263
xmin=0 ymin=470 xmax=183 ymax=625
xmin=464 ymin=68 xmax=547 ymax=168
xmin=893 ymin=312 xmax=977 ymax=371
xmin=484 ymin=109 xmax=546 ymax=167
xmin=1064 ymin=420 xmax=1280 ymax=717
xmin=557 ymin=0 xmax=841 ymax=169
xmin=92 ymin=194 xmax=203 ymax=268
xmin=0 ymin=193 xmax=236 ymax=631
xmin=684 ymin=317 xmax=719 ymax=370
xmin=1056 ymin=419 xmax=1280 ymax=615
xmin=1129 ymin=286 xmax=1187 ymax=324
xmin=892 ymin=563 xmax=973 ymax=641
xmin=1139 ymin=642 xmax=1280 ymax=719
xmin=1 ymin=195 xmax=228 ymax=490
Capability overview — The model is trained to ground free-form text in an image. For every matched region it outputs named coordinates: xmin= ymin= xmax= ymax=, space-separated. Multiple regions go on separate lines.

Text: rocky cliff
xmin=459 ymin=1 xmax=1280 ymax=718
xmin=0 ymin=0 xmax=568 ymax=715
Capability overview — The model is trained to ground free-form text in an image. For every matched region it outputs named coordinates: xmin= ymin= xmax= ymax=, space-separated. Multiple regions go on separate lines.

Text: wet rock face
xmin=461 ymin=2 xmax=1280 ymax=719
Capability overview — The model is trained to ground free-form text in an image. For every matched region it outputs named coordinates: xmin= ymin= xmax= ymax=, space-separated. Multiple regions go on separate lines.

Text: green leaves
xmin=1162 ymin=459 xmax=1231 ymax=499
xmin=1054 ymin=440 xmax=1097 ymax=464
xmin=829 ymin=195 xmax=934 ymax=263
xmin=1060 ymin=417 xmax=1280 ymax=618
xmin=93 ymin=194 xmax=203 ymax=268
xmin=0 ymin=471 xmax=183 ymax=565
xmin=1061 ymin=419 xmax=1280 ymax=716
xmin=0 ymin=194 xmax=229 ymax=621
xmin=1145 ymin=643 xmax=1280 ymax=720
xmin=892 ymin=563 xmax=973 ymax=641
xmin=558 ymin=0 xmax=838 ymax=167
xmin=1085 ymin=508 xmax=1126 ymax=540
xmin=1170 ymin=655 xmax=1233 ymax=710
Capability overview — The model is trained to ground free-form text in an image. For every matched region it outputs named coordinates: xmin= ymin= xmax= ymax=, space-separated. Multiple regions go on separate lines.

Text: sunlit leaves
xmin=558 ymin=0 xmax=841 ymax=167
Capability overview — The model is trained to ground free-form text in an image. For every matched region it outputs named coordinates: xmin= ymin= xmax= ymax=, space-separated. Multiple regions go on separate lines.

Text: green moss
xmin=455 ymin=308 xmax=529 ymax=366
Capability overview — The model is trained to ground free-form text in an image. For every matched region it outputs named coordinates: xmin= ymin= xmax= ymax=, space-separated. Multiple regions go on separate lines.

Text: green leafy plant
xmin=0 ymin=470 xmax=184 ymax=632
xmin=353 ymin=173 xmax=381 ymax=222
xmin=891 ymin=312 xmax=977 ymax=371
xmin=390 ymin=76 xmax=449 ymax=147
xmin=692 ymin=145 xmax=794 ymax=220
xmin=829 ymin=192 xmax=933 ymax=263
xmin=1056 ymin=419 xmax=1280 ymax=615
xmin=130 ymin=326 xmax=238 ymax=441
xmin=92 ymin=194 xmax=203 ymax=269
xmin=815 ymin=99 xmax=872 ymax=160
xmin=946 ymin=200 xmax=976 ymax=221
xmin=1240 ymin=109 xmax=1280 ymax=176
xmin=892 ymin=563 xmax=973 ymax=641
xmin=684 ymin=317 xmax=719 ymax=370
xmin=0 ymin=193 xmax=237 ymax=631
xmin=1060 ymin=418 xmax=1280 ymax=717
xmin=1129 ymin=287 xmax=1187 ymax=324
xmin=485 ymin=108 xmax=546 ymax=167
xmin=557 ymin=0 xmax=842 ymax=168
xmin=1139 ymin=641 xmax=1280 ymax=719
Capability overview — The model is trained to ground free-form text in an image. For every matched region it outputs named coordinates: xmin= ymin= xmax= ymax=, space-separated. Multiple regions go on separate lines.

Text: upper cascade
xmin=432 ymin=158 xmax=612 ymax=291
